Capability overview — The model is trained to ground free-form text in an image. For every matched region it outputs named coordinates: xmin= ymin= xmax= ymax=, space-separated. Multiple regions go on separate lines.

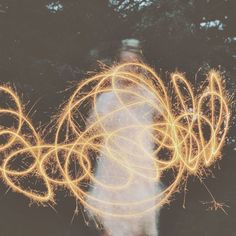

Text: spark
xmin=0 ymin=62 xmax=230 ymax=218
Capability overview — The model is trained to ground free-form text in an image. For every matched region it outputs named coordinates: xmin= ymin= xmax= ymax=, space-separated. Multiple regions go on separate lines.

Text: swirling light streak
xmin=0 ymin=62 xmax=230 ymax=218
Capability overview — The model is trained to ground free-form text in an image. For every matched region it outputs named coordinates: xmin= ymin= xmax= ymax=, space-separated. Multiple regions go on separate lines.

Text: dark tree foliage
xmin=0 ymin=0 xmax=235 ymax=86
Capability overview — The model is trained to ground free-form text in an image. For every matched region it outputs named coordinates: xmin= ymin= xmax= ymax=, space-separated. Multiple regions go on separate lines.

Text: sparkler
xmin=0 ymin=62 xmax=230 ymax=218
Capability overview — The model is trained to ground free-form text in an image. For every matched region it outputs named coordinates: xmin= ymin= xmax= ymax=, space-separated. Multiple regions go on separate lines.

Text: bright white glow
xmin=200 ymin=20 xmax=225 ymax=31
xmin=46 ymin=1 xmax=63 ymax=13
xmin=110 ymin=0 xmax=152 ymax=11
xmin=225 ymin=36 xmax=236 ymax=43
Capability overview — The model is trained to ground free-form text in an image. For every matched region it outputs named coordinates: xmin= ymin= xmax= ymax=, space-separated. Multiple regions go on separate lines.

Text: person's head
xmin=119 ymin=39 xmax=142 ymax=62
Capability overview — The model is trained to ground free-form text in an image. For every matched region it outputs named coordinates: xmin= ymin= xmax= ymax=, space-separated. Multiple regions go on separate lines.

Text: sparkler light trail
xmin=0 ymin=62 xmax=230 ymax=218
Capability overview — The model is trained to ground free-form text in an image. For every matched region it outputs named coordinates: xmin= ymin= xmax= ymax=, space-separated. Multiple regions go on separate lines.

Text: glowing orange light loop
xmin=0 ymin=63 xmax=230 ymax=217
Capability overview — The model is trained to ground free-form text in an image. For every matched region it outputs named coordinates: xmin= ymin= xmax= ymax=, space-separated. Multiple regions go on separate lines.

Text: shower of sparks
xmin=0 ymin=62 xmax=230 ymax=217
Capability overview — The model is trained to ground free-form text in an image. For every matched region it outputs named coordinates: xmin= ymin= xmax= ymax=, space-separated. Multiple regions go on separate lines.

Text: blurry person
xmin=85 ymin=39 xmax=162 ymax=236
xmin=119 ymin=38 xmax=142 ymax=62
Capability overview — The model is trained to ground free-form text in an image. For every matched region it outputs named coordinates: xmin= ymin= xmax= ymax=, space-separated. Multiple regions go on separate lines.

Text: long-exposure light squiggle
xmin=0 ymin=62 xmax=230 ymax=218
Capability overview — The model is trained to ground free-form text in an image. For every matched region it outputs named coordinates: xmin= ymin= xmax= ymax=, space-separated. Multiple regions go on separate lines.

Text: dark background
xmin=0 ymin=0 xmax=236 ymax=235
